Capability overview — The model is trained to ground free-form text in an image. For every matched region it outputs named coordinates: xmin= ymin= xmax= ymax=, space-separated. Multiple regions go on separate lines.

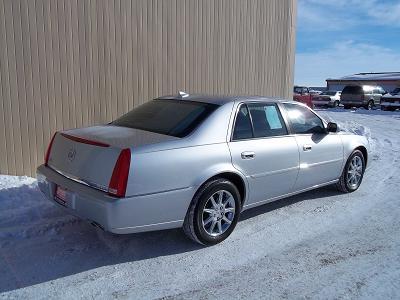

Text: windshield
xmin=112 ymin=100 xmax=219 ymax=138
xmin=294 ymin=87 xmax=303 ymax=94
xmin=391 ymin=88 xmax=400 ymax=95
xmin=321 ymin=91 xmax=337 ymax=96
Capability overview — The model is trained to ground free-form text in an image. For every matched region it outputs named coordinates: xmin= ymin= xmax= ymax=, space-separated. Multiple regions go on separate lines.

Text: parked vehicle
xmin=293 ymin=86 xmax=314 ymax=108
xmin=37 ymin=93 xmax=369 ymax=245
xmin=309 ymin=89 xmax=323 ymax=96
xmin=340 ymin=85 xmax=386 ymax=110
xmin=313 ymin=91 xmax=342 ymax=108
xmin=381 ymin=87 xmax=400 ymax=111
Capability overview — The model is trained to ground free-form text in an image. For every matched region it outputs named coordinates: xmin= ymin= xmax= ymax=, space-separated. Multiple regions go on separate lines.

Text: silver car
xmin=37 ymin=93 xmax=369 ymax=245
xmin=313 ymin=91 xmax=341 ymax=108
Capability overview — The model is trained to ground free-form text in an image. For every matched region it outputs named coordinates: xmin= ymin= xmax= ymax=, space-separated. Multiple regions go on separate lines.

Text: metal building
xmin=0 ymin=0 xmax=297 ymax=176
xmin=327 ymin=72 xmax=400 ymax=92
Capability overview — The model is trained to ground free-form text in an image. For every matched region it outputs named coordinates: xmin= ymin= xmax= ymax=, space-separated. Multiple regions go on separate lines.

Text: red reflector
xmin=61 ymin=133 xmax=110 ymax=147
xmin=45 ymin=132 xmax=57 ymax=165
xmin=108 ymin=149 xmax=131 ymax=198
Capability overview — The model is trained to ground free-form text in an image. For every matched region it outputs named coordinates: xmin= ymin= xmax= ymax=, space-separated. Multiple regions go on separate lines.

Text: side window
xmin=248 ymin=104 xmax=288 ymax=138
xmin=284 ymin=103 xmax=325 ymax=134
xmin=232 ymin=105 xmax=253 ymax=140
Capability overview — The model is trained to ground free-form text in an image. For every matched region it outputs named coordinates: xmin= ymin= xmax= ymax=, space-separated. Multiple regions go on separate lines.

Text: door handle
xmin=303 ymin=144 xmax=312 ymax=151
xmin=241 ymin=151 xmax=255 ymax=159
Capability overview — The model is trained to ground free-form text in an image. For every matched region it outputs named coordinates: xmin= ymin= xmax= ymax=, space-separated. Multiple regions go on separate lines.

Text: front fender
xmin=340 ymin=133 xmax=370 ymax=168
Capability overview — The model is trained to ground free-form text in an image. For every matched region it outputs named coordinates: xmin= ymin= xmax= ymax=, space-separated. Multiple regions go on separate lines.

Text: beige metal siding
xmin=0 ymin=0 xmax=297 ymax=177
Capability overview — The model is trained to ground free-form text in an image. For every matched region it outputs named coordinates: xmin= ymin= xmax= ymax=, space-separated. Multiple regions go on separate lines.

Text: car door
xmin=228 ymin=102 xmax=299 ymax=206
xmin=373 ymin=88 xmax=381 ymax=105
xmin=282 ymin=102 xmax=344 ymax=191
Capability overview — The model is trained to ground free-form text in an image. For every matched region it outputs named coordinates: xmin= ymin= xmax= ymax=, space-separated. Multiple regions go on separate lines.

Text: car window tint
xmin=112 ymin=100 xmax=218 ymax=138
xmin=342 ymin=86 xmax=362 ymax=94
xmin=232 ymin=105 xmax=253 ymax=140
xmin=248 ymin=104 xmax=287 ymax=138
xmin=284 ymin=103 xmax=325 ymax=134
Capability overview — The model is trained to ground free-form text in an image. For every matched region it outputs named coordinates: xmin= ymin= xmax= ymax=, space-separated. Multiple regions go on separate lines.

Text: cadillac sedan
xmin=37 ymin=93 xmax=369 ymax=245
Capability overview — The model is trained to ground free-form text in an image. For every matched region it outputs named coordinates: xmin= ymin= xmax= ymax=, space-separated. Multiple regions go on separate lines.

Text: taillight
xmin=108 ymin=149 xmax=131 ymax=197
xmin=45 ymin=132 xmax=57 ymax=166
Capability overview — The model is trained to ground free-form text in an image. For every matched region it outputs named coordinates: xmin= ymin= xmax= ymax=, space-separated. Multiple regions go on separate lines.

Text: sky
xmin=295 ymin=0 xmax=400 ymax=87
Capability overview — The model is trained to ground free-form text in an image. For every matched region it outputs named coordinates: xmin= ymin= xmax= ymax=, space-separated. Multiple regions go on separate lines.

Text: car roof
xmin=156 ymin=93 xmax=290 ymax=105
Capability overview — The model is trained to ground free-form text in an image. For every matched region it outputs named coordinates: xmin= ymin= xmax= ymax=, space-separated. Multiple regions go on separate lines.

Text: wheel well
xmin=204 ymin=172 xmax=246 ymax=205
xmin=355 ymin=146 xmax=368 ymax=167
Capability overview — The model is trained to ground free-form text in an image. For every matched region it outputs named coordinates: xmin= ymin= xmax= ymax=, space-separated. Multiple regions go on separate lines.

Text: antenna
xmin=178 ymin=91 xmax=189 ymax=98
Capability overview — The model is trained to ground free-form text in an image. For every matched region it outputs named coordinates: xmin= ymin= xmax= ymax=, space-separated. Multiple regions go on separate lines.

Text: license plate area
xmin=55 ymin=185 xmax=68 ymax=207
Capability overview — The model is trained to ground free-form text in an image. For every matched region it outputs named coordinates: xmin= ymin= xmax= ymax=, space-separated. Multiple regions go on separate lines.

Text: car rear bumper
xmin=340 ymin=99 xmax=368 ymax=106
xmin=381 ymin=101 xmax=400 ymax=108
xmin=313 ymin=100 xmax=335 ymax=106
xmin=37 ymin=165 xmax=194 ymax=234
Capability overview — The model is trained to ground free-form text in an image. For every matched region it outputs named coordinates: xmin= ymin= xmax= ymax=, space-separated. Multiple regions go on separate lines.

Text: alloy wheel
xmin=202 ymin=190 xmax=236 ymax=237
xmin=347 ymin=155 xmax=363 ymax=188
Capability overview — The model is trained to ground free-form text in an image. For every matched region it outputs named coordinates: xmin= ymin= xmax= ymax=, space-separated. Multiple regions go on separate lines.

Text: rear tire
xmin=333 ymin=100 xmax=339 ymax=108
xmin=183 ymin=179 xmax=241 ymax=245
xmin=365 ymin=100 xmax=374 ymax=110
xmin=336 ymin=150 xmax=365 ymax=193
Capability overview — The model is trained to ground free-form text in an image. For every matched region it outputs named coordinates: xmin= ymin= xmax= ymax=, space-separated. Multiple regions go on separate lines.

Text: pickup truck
xmin=293 ymin=86 xmax=314 ymax=108
xmin=381 ymin=87 xmax=400 ymax=111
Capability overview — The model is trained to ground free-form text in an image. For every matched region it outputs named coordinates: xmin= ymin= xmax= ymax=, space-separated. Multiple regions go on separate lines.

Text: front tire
xmin=183 ymin=179 xmax=241 ymax=245
xmin=336 ymin=150 xmax=365 ymax=193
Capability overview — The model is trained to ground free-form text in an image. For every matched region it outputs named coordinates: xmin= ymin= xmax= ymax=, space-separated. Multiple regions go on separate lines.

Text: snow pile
xmin=0 ymin=175 xmax=35 ymax=190
xmin=0 ymin=175 xmax=74 ymax=240
xmin=318 ymin=110 xmax=375 ymax=154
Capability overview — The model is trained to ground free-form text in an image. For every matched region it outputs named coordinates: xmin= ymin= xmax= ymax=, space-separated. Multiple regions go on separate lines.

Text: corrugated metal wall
xmin=0 ymin=0 xmax=297 ymax=177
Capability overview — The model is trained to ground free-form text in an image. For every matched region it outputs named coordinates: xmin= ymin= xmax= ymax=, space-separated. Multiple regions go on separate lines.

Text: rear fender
xmin=192 ymin=164 xmax=249 ymax=203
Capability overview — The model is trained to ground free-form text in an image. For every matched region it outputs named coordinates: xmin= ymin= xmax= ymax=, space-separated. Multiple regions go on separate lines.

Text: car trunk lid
xmin=47 ymin=125 xmax=178 ymax=194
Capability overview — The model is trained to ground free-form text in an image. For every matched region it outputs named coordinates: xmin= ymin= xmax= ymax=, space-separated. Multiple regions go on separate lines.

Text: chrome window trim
xmin=230 ymin=101 xmax=289 ymax=142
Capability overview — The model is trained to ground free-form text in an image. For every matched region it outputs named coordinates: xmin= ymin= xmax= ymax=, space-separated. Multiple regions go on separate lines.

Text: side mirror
xmin=326 ymin=122 xmax=338 ymax=133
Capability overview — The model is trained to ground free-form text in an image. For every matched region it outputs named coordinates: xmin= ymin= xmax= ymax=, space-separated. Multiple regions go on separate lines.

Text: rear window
xmin=112 ymin=100 xmax=219 ymax=137
xmin=342 ymin=86 xmax=363 ymax=94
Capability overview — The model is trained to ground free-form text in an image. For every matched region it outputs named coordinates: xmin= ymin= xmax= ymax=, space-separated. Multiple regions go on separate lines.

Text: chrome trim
xmin=48 ymin=165 xmax=109 ymax=193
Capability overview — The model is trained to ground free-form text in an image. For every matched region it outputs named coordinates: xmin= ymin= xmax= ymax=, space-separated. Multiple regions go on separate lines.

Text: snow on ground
xmin=1 ymin=109 xmax=400 ymax=299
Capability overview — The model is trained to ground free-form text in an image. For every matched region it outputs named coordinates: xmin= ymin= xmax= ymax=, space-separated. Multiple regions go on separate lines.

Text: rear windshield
xmin=342 ymin=86 xmax=363 ymax=94
xmin=111 ymin=100 xmax=219 ymax=138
